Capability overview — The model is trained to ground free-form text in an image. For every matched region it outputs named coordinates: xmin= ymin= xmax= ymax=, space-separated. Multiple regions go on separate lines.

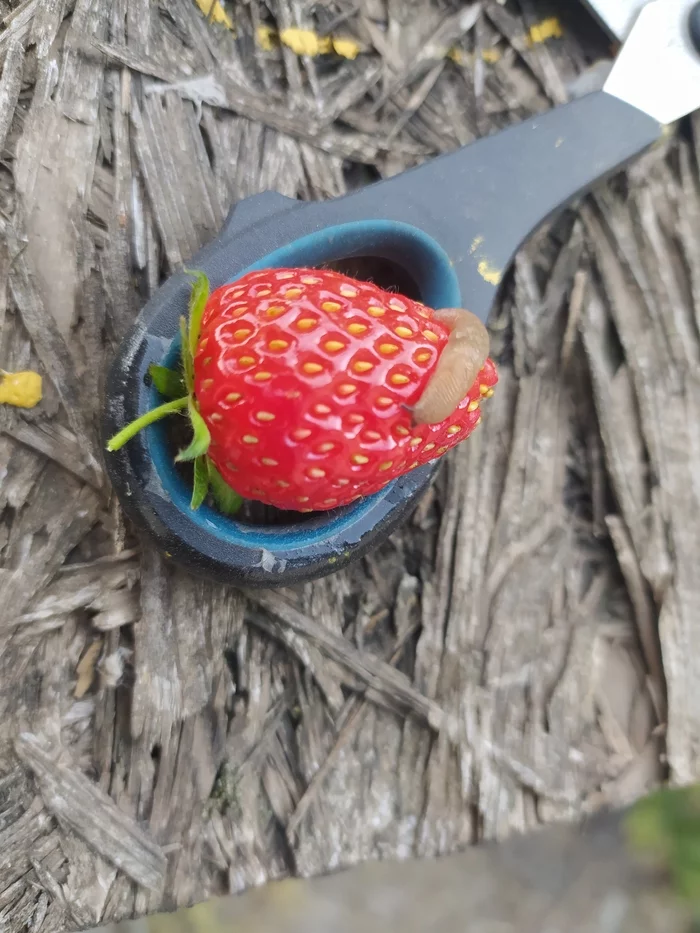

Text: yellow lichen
xmin=481 ymin=47 xmax=502 ymax=63
xmin=0 ymin=370 xmax=43 ymax=408
xmin=256 ymin=24 xmax=277 ymax=51
xmin=194 ymin=0 xmax=234 ymax=31
xmin=258 ymin=25 xmax=361 ymax=59
xmin=527 ymin=17 xmax=563 ymax=45
xmin=331 ymin=37 xmax=360 ymax=59
xmin=477 ymin=259 xmax=503 ymax=286
xmin=279 ymin=28 xmax=332 ymax=57
xmin=448 ymin=47 xmax=501 ymax=66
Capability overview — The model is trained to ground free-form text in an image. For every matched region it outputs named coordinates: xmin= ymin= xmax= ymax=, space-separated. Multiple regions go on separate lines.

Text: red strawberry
xmin=191 ymin=268 xmax=497 ymax=512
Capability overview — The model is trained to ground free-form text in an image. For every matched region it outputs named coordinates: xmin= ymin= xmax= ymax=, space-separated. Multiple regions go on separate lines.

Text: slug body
xmin=411 ymin=308 xmax=490 ymax=425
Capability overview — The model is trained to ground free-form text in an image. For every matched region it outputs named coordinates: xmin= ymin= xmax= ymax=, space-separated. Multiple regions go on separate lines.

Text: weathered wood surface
xmin=0 ymin=0 xmax=696 ymax=929
xmin=119 ymin=807 xmax=696 ymax=933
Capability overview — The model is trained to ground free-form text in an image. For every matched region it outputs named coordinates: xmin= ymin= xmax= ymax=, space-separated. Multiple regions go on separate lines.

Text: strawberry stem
xmin=106 ymin=396 xmax=188 ymax=452
xmin=174 ymin=399 xmax=211 ymax=462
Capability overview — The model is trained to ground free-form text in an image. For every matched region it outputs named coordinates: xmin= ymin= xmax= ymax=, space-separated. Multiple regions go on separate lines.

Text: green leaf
xmin=180 ymin=315 xmax=194 ymax=394
xmin=207 ymin=458 xmax=243 ymax=515
xmin=185 ymin=269 xmax=210 ymax=361
xmin=626 ymin=786 xmax=700 ymax=907
xmin=106 ymin=396 xmax=189 ymax=452
xmin=175 ymin=401 xmax=211 ymax=462
xmin=148 ymin=364 xmax=186 ymax=400
xmin=191 ymin=455 xmax=209 ymax=510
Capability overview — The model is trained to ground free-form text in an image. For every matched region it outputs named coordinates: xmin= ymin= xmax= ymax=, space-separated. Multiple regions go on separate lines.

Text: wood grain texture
xmin=0 ymin=0 xmax=688 ymax=929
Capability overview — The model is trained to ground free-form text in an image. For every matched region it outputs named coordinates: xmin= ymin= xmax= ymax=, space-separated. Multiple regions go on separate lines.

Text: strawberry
xmin=107 ymin=268 xmax=497 ymax=514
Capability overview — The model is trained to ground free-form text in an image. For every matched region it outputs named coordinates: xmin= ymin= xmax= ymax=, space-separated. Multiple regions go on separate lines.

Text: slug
xmin=411 ymin=308 xmax=490 ymax=426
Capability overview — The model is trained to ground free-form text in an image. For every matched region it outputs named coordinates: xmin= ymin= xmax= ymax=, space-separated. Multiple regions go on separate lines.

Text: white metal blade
xmin=603 ymin=0 xmax=700 ymax=124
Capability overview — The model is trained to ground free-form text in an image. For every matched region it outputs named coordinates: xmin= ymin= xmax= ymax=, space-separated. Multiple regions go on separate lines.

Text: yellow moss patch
xmin=195 ymin=0 xmax=234 ymax=31
xmin=527 ymin=17 xmax=563 ymax=45
xmin=0 ymin=370 xmax=43 ymax=408
xmin=481 ymin=47 xmax=502 ymax=63
xmin=448 ymin=46 xmax=502 ymax=65
xmin=256 ymin=24 xmax=277 ymax=51
xmin=331 ymin=37 xmax=360 ymax=60
xmin=258 ymin=25 xmax=361 ymax=59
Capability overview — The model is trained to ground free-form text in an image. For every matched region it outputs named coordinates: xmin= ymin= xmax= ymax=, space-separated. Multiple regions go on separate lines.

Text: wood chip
xmin=15 ymin=733 xmax=166 ymax=891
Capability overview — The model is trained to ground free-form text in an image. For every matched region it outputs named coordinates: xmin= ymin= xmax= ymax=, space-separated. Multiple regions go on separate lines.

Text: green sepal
xmin=148 ymin=364 xmax=186 ymax=400
xmin=207 ymin=458 xmax=243 ymax=515
xmin=180 ymin=315 xmax=194 ymax=394
xmin=175 ymin=400 xmax=211 ymax=462
xmin=185 ymin=269 xmax=210 ymax=361
xmin=191 ymin=455 xmax=209 ymax=510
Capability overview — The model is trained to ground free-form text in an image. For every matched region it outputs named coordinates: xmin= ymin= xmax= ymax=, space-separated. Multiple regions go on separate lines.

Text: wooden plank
xmin=134 ymin=805 xmax=693 ymax=933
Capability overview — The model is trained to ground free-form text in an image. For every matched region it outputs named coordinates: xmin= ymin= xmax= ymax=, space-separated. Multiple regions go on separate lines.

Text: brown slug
xmin=412 ymin=308 xmax=490 ymax=426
